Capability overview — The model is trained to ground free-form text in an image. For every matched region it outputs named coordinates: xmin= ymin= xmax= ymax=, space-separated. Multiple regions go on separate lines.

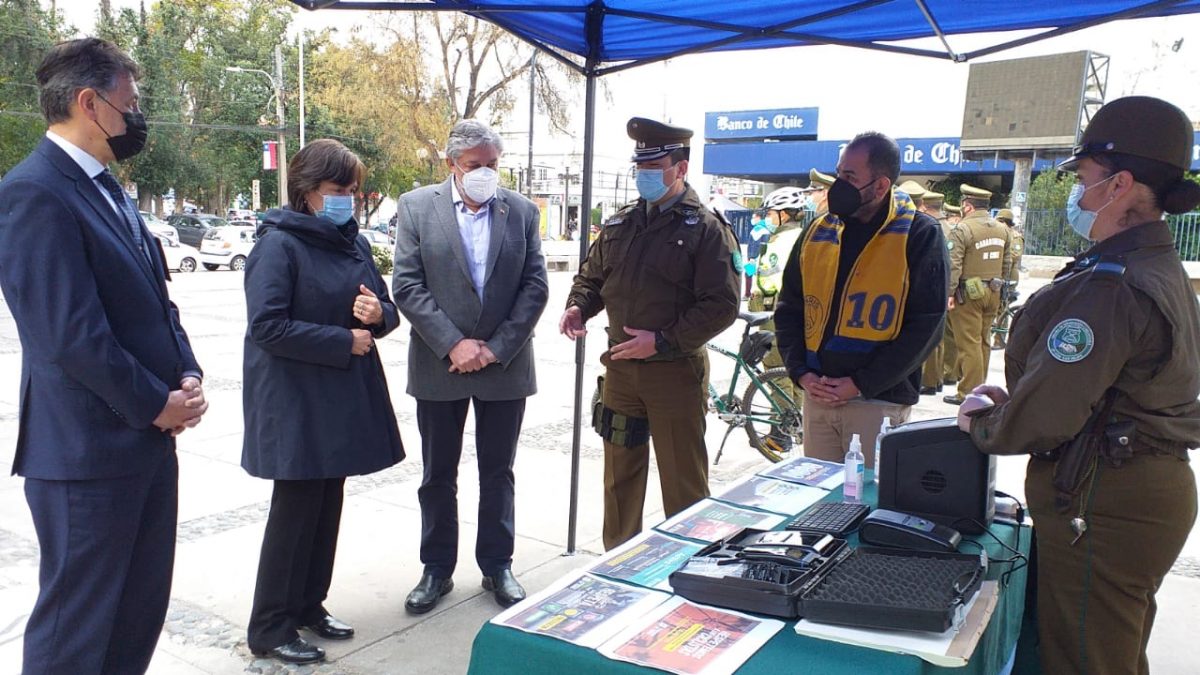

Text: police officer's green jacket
xmin=947 ymin=209 xmax=1013 ymax=290
xmin=970 ymin=221 xmax=1200 ymax=457
xmin=566 ymin=185 xmax=740 ymax=354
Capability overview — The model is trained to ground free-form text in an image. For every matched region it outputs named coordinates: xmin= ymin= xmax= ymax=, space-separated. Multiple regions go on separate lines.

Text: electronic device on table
xmin=858 ymin=508 xmax=962 ymax=552
xmin=785 ymin=500 xmax=871 ymax=536
xmin=877 ymin=417 xmax=996 ymax=534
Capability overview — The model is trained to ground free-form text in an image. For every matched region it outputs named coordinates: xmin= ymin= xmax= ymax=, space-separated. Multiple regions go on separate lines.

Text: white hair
xmin=445 ymin=119 xmax=504 ymax=160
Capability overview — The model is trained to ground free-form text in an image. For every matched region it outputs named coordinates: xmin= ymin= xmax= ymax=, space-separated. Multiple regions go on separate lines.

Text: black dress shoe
xmin=304 ymin=614 xmax=355 ymax=640
xmin=405 ymin=573 xmax=454 ymax=615
xmin=919 ymin=386 xmax=939 ymax=395
xmin=256 ymin=637 xmax=325 ymax=665
xmin=943 ymin=394 xmax=965 ymax=405
xmin=482 ymin=569 xmax=527 ymax=608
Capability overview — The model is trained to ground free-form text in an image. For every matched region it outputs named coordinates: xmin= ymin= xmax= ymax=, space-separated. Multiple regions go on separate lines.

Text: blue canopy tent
xmin=289 ymin=0 xmax=1200 ymax=552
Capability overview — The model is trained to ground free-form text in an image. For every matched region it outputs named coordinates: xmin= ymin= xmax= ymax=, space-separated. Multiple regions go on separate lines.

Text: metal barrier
xmin=1022 ymin=209 xmax=1200 ymax=261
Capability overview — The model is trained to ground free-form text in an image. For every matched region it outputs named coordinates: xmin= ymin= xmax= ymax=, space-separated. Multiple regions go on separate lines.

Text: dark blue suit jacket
xmin=0 ymin=137 xmax=201 ymax=480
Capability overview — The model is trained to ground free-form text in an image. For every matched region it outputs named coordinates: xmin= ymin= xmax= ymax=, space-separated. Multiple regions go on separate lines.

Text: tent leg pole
xmin=567 ymin=70 xmax=598 ymax=555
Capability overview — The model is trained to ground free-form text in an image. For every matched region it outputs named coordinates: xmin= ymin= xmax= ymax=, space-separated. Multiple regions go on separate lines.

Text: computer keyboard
xmin=785 ymin=501 xmax=870 ymax=536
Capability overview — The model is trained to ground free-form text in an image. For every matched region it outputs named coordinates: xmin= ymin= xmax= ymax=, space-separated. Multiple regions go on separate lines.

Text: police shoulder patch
xmin=1047 ymin=318 xmax=1094 ymax=363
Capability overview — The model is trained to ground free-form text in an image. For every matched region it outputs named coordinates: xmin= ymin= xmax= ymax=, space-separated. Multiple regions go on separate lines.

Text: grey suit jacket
xmin=392 ymin=179 xmax=548 ymax=401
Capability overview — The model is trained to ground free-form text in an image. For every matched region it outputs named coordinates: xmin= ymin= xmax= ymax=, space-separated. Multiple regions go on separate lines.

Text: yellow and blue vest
xmin=799 ymin=190 xmax=915 ymax=370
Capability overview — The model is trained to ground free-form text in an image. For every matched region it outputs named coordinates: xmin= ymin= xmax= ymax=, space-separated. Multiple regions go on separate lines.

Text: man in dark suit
xmin=0 ymin=38 xmax=207 ymax=673
xmin=392 ymin=119 xmax=548 ymax=613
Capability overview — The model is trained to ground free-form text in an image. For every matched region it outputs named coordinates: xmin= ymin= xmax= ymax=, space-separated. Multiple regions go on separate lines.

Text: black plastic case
xmin=800 ymin=546 xmax=986 ymax=633
xmin=668 ymin=529 xmax=851 ymax=619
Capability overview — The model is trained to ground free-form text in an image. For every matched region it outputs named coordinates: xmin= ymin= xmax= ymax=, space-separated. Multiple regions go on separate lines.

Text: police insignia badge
xmin=1047 ymin=318 xmax=1094 ymax=363
xmin=947 ymin=241 xmax=954 ymax=251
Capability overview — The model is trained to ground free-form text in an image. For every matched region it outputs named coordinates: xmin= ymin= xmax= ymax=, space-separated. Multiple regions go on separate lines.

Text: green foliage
xmin=0 ymin=0 xmax=69 ymax=175
xmin=1027 ymin=170 xmax=1074 ymax=210
xmin=371 ymin=244 xmax=393 ymax=275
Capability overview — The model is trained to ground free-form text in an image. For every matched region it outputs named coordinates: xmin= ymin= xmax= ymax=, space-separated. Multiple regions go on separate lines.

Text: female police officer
xmin=958 ymin=96 xmax=1200 ymax=675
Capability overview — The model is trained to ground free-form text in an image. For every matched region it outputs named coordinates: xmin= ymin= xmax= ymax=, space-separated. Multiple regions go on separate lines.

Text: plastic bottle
xmin=873 ymin=417 xmax=891 ymax=485
xmin=844 ymin=434 xmax=865 ymax=503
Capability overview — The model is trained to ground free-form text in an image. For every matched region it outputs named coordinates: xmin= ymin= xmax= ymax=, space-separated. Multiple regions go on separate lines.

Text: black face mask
xmin=96 ymin=93 xmax=148 ymax=161
xmin=827 ymin=177 xmax=878 ymax=220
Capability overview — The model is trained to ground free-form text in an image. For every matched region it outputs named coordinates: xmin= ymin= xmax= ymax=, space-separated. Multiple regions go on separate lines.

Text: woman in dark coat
xmin=242 ymin=139 xmax=404 ymax=664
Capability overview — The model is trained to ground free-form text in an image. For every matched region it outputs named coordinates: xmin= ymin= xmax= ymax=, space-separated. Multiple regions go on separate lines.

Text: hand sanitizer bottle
xmin=873 ymin=417 xmax=891 ymax=485
xmin=844 ymin=434 xmax=865 ymax=503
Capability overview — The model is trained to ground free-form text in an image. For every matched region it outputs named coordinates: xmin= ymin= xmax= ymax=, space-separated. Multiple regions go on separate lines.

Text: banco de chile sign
xmin=705 ymin=108 xmax=819 ymax=141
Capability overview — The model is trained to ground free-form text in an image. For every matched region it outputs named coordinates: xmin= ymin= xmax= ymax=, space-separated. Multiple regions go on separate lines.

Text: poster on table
xmin=590 ymin=532 xmax=705 ymax=590
xmin=716 ymin=475 xmax=828 ymax=515
xmin=654 ymin=499 xmax=786 ymax=543
xmin=597 ymin=596 xmax=784 ymax=675
xmin=491 ymin=573 xmax=670 ymax=648
xmin=757 ymin=456 xmax=845 ymax=490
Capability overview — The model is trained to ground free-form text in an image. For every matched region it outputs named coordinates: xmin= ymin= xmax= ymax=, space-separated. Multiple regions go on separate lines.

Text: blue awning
xmin=290 ymin=1 xmax=1200 ymax=72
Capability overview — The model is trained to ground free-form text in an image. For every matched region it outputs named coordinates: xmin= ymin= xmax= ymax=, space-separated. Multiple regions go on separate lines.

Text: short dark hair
xmin=288 ymin=139 xmax=366 ymax=212
xmin=846 ymin=131 xmax=901 ymax=183
xmin=963 ymin=196 xmax=989 ymax=210
xmin=36 ymin=38 xmax=141 ymax=124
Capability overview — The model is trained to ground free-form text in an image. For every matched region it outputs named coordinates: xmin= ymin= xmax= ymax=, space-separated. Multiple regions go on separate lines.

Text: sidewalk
xmin=0 ymin=270 xmax=1197 ymax=674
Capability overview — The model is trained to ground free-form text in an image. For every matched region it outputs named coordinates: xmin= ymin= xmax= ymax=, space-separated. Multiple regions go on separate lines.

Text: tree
xmin=0 ymin=0 xmax=69 ymax=175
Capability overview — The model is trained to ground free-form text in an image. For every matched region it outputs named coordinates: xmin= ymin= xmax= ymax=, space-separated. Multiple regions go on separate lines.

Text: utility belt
xmin=955 ymin=277 xmax=1004 ymax=303
xmin=591 ymin=375 xmax=650 ymax=448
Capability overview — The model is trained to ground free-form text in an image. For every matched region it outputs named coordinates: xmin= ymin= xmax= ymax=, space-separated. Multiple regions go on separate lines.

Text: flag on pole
xmin=262 ymin=141 xmax=278 ymax=171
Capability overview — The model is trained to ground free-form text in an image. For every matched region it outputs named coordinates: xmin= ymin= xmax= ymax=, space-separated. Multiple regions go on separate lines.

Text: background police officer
xmin=944 ymin=184 xmax=1013 ymax=404
xmin=919 ymin=190 xmax=954 ymax=395
xmin=560 ymin=117 xmax=740 ymax=550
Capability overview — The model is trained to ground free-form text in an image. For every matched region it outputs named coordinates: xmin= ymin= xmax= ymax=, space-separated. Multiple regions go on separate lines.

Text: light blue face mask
xmin=317 ymin=194 xmax=354 ymax=225
xmin=635 ymin=168 xmax=670 ymax=202
xmin=1065 ymin=174 xmax=1115 ymax=240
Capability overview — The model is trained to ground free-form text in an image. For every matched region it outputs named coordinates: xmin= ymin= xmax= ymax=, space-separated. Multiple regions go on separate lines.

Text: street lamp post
xmin=227 ymin=44 xmax=287 ymax=206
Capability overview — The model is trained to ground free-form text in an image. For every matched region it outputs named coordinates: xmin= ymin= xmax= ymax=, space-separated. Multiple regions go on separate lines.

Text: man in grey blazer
xmin=392 ymin=120 xmax=549 ymax=613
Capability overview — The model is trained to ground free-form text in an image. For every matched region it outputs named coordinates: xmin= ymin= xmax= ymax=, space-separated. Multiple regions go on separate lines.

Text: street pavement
xmin=0 ymin=258 xmax=1197 ymax=674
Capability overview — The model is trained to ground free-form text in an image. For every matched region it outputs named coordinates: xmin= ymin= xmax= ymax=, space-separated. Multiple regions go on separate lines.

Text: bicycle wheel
xmin=742 ymin=367 xmax=803 ymax=463
xmin=991 ymin=307 xmax=1014 ymax=350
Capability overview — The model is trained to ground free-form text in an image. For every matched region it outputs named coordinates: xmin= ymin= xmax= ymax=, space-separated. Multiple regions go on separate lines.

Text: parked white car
xmin=152 ymin=233 xmax=200 ymax=273
xmin=200 ymin=225 xmax=256 ymax=271
xmin=141 ymin=211 xmax=180 ymax=246
xmin=359 ymin=229 xmax=394 ymax=252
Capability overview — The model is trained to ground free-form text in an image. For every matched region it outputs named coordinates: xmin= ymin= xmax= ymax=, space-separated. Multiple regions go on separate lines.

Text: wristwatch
xmin=654 ymin=330 xmax=671 ymax=355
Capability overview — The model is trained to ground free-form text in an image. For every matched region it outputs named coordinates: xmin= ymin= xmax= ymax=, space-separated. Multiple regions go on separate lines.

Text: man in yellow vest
xmin=943 ymin=184 xmax=1014 ymax=404
xmin=774 ymin=133 xmax=948 ymax=466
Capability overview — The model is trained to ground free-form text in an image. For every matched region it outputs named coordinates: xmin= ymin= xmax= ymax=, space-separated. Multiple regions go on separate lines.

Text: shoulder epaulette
xmin=604 ymin=201 xmax=638 ymax=227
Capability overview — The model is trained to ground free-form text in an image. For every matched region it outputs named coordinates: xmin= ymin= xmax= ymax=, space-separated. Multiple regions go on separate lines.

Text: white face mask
xmin=456 ymin=164 xmax=499 ymax=204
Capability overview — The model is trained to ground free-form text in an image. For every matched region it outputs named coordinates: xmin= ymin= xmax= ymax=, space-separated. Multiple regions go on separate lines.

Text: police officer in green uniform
xmin=896 ymin=179 xmax=927 ymax=210
xmin=919 ymin=190 xmax=952 ymax=394
xmin=808 ymin=168 xmax=834 ymax=217
xmin=959 ymin=96 xmax=1200 ymax=675
xmin=995 ymin=208 xmax=1023 ymax=283
xmin=944 ymin=184 xmax=1013 ymax=404
xmin=560 ymin=117 xmax=740 ymax=550
xmin=941 ymin=200 xmax=963 ymax=387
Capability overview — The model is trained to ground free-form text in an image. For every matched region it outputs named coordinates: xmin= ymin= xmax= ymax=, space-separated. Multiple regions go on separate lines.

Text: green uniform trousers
xmin=949 ymin=289 xmax=1000 ymax=399
xmin=942 ymin=320 xmax=959 ymax=384
xmin=1026 ymin=454 xmax=1196 ymax=675
xmin=600 ymin=353 xmax=709 ymax=551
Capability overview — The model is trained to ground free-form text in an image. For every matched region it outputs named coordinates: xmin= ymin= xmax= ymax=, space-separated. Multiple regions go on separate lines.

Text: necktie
xmin=95 ymin=170 xmax=150 ymax=261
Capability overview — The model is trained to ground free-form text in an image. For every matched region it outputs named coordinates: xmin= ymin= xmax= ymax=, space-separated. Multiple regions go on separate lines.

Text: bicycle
xmin=990 ymin=280 xmax=1021 ymax=350
xmin=590 ymin=311 xmax=803 ymax=465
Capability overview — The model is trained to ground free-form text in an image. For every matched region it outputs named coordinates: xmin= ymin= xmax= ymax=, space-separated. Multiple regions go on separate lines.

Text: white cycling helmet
xmin=762 ymin=186 xmax=808 ymax=212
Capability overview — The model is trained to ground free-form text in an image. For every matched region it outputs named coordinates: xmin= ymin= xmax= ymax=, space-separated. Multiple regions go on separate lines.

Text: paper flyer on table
xmin=597 ymin=596 xmax=784 ymax=675
xmin=757 ymin=456 xmax=845 ymax=490
xmin=491 ymin=573 xmax=671 ymax=648
xmin=654 ymin=499 xmax=786 ymax=543
xmin=716 ymin=476 xmax=828 ymax=515
xmin=792 ymin=581 xmax=1000 ymax=668
xmin=590 ymin=532 xmax=704 ymax=590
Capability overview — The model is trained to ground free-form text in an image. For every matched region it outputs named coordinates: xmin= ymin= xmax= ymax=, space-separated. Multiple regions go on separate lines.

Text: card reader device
xmin=858 ymin=508 xmax=962 ymax=552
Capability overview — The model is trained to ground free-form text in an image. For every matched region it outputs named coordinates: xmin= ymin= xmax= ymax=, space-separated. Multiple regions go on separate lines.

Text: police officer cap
xmin=944 ymin=203 xmax=962 ymax=215
xmin=809 ymin=168 xmax=835 ymax=189
xmin=1058 ymin=96 xmax=1193 ymax=173
xmin=996 ymin=208 xmax=1014 ymax=222
xmin=960 ymin=184 xmax=992 ymax=200
xmin=897 ymin=180 xmax=927 ymax=199
xmin=628 ymin=117 xmax=692 ymax=162
xmin=923 ymin=190 xmax=944 ymax=205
